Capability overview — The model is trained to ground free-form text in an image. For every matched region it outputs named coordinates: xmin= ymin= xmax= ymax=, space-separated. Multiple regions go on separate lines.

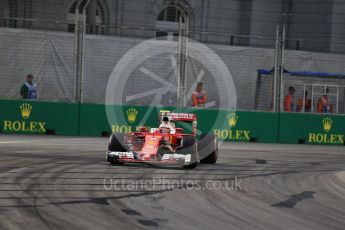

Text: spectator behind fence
xmin=317 ymin=88 xmax=333 ymax=113
xmin=20 ymin=74 xmax=37 ymax=100
xmin=284 ymin=86 xmax=295 ymax=112
xmin=297 ymin=91 xmax=311 ymax=112
xmin=192 ymin=82 xmax=207 ymax=107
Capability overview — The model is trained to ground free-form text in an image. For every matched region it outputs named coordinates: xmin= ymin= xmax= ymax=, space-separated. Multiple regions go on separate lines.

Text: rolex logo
xmin=126 ymin=108 xmax=138 ymax=123
xmin=20 ymin=103 xmax=32 ymax=119
xmin=227 ymin=112 xmax=238 ymax=127
xmin=322 ymin=117 xmax=333 ymax=132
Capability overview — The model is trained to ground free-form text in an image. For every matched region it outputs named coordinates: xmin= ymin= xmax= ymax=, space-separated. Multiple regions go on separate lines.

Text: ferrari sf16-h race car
xmin=107 ymin=111 xmax=218 ymax=169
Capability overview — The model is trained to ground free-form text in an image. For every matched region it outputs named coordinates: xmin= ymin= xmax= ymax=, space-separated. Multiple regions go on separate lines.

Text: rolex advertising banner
xmin=78 ymin=104 xmax=168 ymax=136
xmin=0 ymin=99 xmax=344 ymax=146
xmin=278 ymin=113 xmax=345 ymax=145
xmin=181 ymin=109 xmax=279 ymax=143
xmin=0 ymin=100 xmax=79 ymax=135
xmin=79 ymin=105 xmax=278 ymax=143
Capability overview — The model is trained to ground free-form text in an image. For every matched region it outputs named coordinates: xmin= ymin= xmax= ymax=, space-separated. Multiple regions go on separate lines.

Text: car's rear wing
xmin=159 ymin=110 xmax=197 ymax=122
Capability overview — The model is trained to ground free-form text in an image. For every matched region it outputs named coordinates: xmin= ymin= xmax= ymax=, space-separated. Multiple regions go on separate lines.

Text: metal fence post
xmin=273 ymin=23 xmax=286 ymax=113
xmin=74 ymin=0 xmax=89 ymax=103
xmin=177 ymin=15 xmax=183 ymax=108
xmin=177 ymin=13 xmax=189 ymax=108
xmin=74 ymin=4 xmax=80 ymax=103
xmin=302 ymin=84 xmax=306 ymax=112
xmin=279 ymin=25 xmax=286 ymax=111
xmin=182 ymin=15 xmax=190 ymax=107
xmin=75 ymin=18 xmax=84 ymax=103
xmin=80 ymin=8 xmax=87 ymax=103
xmin=273 ymin=25 xmax=280 ymax=112
xmin=311 ymin=85 xmax=314 ymax=113
xmin=336 ymin=86 xmax=339 ymax=114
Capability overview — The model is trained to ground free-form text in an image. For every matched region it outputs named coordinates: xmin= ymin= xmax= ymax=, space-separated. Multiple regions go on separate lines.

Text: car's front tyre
xmin=107 ymin=133 xmax=127 ymax=165
xmin=178 ymin=136 xmax=199 ymax=169
xmin=199 ymin=134 xmax=218 ymax=164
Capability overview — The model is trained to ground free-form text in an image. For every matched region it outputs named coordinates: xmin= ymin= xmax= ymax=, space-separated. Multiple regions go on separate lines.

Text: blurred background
xmin=1 ymin=0 xmax=345 ymax=113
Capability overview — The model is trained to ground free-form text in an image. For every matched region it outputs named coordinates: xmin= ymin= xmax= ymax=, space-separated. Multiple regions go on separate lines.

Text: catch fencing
xmin=1 ymin=17 xmax=345 ymax=114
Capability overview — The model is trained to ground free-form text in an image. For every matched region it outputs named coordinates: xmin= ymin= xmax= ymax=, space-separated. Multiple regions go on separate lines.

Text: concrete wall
xmin=1 ymin=0 xmax=344 ymax=53
xmin=287 ymin=0 xmax=333 ymax=52
xmin=330 ymin=0 xmax=345 ymax=53
xmin=249 ymin=0 xmax=282 ymax=47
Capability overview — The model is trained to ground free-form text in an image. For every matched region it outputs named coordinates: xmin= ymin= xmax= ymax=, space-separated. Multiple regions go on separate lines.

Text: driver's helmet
xmin=162 ymin=116 xmax=169 ymax=123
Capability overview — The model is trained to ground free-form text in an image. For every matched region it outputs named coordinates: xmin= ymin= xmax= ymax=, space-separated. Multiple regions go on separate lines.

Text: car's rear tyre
xmin=179 ymin=136 xmax=198 ymax=169
xmin=199 ymin=134 xmax=218 ymax=164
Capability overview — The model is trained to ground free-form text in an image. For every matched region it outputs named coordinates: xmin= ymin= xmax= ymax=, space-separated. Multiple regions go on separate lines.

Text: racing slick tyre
xmin=108 ymin=133 xmax=127 ymax=164
xmin=108 ymin=133 xmax=127 ymax=151
xmin=199 ymin=134 xmax=218 ymax=164
xmin=179 ymin=136 xmax=198 ymax=169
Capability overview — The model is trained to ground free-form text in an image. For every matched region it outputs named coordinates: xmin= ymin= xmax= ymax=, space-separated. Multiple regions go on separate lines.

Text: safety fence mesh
xmin=1 ymin=18 xmax=345 ymax=114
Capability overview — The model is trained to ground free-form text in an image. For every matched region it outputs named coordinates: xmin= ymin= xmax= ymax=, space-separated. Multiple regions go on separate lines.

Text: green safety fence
xmin=278 ymin=112 xmax=345 ymax=145
xmin=78 ymin=104 xmax=164 ymax=136
xmin=78 ymin=104 xmax=278 ymax=143
xmin=0 ymin=99 xmax=344 ymax=146
xmin=0 ymin=99 xmax=79 ymax=135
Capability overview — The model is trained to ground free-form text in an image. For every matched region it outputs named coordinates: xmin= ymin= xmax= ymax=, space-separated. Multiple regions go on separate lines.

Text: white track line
xmin=0 ymin=138 xmax=102 ymax=145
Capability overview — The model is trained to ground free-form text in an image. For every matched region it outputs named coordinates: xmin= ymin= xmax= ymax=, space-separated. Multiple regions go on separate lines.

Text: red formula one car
xmin=106 ymin=111 xmax=218 ymax=169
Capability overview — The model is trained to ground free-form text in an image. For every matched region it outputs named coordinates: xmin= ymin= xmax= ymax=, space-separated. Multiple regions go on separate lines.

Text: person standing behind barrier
xmin=317 ymin=88 xmax=333 ymax=113
xmin=192 ymin=82 xmax=207 ymax=107
xmin=20 ymin=74 xmax=37 ymax=100
xmin=297 ymin=91 xmax=311 ymax=112
xmin=284 ymin=86 xmax=296 ymax=112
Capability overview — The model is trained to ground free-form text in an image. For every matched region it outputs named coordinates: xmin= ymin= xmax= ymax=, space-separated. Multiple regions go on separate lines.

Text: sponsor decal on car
xmin=108 ymin=151 xmax=134 ymax=159
xmin=184 ymin=154 xmax=191 ymax=164
xmin=162 ymin=154 xmax=191 ymax=164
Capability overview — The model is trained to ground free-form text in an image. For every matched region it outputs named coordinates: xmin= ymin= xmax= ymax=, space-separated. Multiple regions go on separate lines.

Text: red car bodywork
xmin=107 ymin=112 xmax=198 ymax=166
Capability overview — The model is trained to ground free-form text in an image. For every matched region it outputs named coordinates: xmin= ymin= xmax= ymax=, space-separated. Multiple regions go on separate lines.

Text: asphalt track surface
xmin=0 ymin=134 xmax=345 ymax=230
